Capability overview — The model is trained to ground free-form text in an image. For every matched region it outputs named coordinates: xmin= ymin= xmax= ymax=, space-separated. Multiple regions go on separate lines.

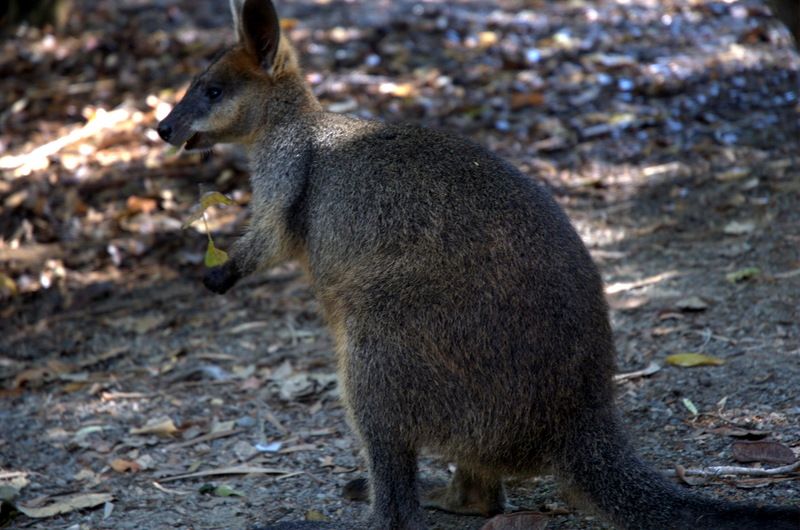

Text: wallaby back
xmin=158 ymin=1 xmax=800 ymax=529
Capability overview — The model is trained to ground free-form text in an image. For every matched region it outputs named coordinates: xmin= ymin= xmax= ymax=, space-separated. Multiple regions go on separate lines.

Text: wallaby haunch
xmin=158 ymin=1 xmax=800 ymax=528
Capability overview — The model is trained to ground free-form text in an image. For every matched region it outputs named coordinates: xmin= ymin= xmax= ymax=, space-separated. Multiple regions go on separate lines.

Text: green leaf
xmin=682 ymin=398 xmax=699 ymax=416
xmin=666 ymin=353 xmax=726 ymax=367
xmin=725 ymin=267 xmax=760 ymax=283
xmin=200 ymin=191 xmax=236 ymax=209
xmin=214 ymin=485 xmax=244 ymax=497
xmin=305 ymin=510 xmax=328 ymax=522
xmin=205 ymin=240 xmax=229 ymax=267
xmin=182 ymin=191 xmax=236 ymax=229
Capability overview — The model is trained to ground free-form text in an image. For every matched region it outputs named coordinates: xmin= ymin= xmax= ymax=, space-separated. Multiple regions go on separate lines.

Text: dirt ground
xmin=1 ymin=0 xmax=799 ymax=529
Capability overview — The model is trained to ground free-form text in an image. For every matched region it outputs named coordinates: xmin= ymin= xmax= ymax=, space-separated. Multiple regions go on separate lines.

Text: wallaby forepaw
xmin=203 ymin=264 xmax=238 ymax=294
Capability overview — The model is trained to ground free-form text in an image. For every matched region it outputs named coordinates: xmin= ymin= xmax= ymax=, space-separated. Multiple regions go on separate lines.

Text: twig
xmin=614 ymin=361 xmax=661 ymax=383
xmin=606 ymin=271 xmax=678 ymax=295
xmin=151 ymin=481 xmax=192 ymax=496
xmin=663 ymin=461 xmax=800 ymax=479
xmin=158 ymin=465 xmax=296 ymax=483
xmin=162 ymin=428 xmax=245 ymax=450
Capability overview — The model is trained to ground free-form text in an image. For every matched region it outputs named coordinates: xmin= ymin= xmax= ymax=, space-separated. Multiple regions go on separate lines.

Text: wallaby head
xmin=157 ymin=0 xmax=312 ymax=151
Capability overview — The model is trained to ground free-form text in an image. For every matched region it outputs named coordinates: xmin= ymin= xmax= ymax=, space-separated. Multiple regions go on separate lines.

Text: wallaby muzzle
xmin=157 ymin=103 xmax=197 ymax=148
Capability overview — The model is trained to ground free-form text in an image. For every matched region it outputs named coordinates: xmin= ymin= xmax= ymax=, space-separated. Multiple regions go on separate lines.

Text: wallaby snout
xmin=156 ymin=120 xmax=176 ymax=145
xmin=157 ymin=99 xmax=209 ymax=150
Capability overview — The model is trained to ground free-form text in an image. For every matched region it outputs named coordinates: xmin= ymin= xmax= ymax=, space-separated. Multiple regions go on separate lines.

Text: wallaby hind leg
xmin=423 ymin=466 xmax=506 ymax=517
xmin=359 ymin=439 xmax=426 ymax=529
xmin=343 ymin=344 xmax=427 ymax=529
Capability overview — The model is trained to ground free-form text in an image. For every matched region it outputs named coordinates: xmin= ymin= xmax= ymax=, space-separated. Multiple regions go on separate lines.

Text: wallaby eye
xmin=204 ymin=86 xmax=222 ymax=101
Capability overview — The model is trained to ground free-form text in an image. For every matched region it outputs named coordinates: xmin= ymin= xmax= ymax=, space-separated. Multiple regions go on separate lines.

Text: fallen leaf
xmin=16 ymin=493 xmax=114 ymax=518
xmin=510 ymin=92 xmax=545 ymax=110
xmin=723 ymin=220 xmax=756 ymax=235
xmin=109 ymin=458 xmax=140 ymax=473
xmin=158 ymin=465 xmax=296 ymax=483
xmin=130 ymin=417 xmax=178 ymax=436
xmin=726 ymin=267 xmax=760 ymax=283
xmin=305 ymin=510 xmax=328 ymax=521
xmin=731 ymin=441 xmax=797 ymax=464
xmin=213 ymin=484 xmax=244 ymax=497
xmin=705 ymin=426 xmax=770 ymax=440
xmin=0 ymin=273 xmax=18 ymax=297
xmin=666 ymin=353 xmax=726 ymax=367
xmin=481 ymin=511 xmax=551 ymax=529
xmin=675 ymin=296 xmax=708 ymax=311
xmin=714 ymin=167 xmax=751 ymax=181
xmin=682 ymin=398 xmax=699 ymax=416
xmin=126 ymin=196 xmax=158 ymax=214
xmin=12 ymin=359 xmax=74 ymax=389
xmin=732 ymin=476 xmax=798 ymax=489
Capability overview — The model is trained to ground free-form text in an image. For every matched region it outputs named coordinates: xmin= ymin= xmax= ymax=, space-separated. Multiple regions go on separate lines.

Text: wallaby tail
xmin=559 ymin=410 xmax=800 ymax=530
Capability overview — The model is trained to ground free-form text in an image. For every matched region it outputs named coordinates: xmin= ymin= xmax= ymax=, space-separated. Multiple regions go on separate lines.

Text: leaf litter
xmin=1 ymin=0 xmax=799 ymax=528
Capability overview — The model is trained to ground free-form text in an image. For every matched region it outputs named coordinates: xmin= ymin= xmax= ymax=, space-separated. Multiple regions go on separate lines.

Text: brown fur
xmin=157 ymin=1 xmax=800 ymax=529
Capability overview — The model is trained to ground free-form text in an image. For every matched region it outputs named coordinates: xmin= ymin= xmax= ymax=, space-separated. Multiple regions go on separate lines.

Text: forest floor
xmin=1 ymin=0 xmax=799 ymax=528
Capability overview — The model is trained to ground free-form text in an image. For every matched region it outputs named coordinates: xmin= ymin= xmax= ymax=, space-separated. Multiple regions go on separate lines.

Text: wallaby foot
xmin=424 ymin=467 xmax=506 ymax=517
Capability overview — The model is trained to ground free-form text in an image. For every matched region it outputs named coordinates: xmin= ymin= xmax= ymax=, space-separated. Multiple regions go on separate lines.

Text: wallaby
xmin=157 ymin=1 xmax=800 ymax=528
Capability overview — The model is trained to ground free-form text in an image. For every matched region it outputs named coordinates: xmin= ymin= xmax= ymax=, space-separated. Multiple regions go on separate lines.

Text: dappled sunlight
xmin=1 ymin=0 xmax=798 ymax=528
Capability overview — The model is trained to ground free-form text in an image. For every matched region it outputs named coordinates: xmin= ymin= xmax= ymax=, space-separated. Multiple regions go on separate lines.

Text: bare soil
xmin=1 ymin=0 xmax=798 ymax=529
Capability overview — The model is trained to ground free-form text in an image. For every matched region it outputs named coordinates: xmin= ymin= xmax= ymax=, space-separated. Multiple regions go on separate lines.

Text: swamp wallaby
xmin=157 ymin=0 xmax=800 ymax=528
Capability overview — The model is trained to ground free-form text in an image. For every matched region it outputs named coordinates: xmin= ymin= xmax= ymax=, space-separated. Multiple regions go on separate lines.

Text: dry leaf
xmin=510 ymin=92 xmax=545 ymax=110
xmin=666 ymin=353 xmax=726 ymax=367
xmin=12 ymin=359 xmax=74 ymax=389
xmin=0 ymin=273 xmax=18 ymax=297
xmin=126 ymin=196 xmax=158 ymax=214
xmin=675 ymin=296 xmax=708 ymax=311
xmin=481 ymin=511 xmax=551 ymax=529
xmin=109 ymin=458 xmax=140 ymax=473
xmin=130 ymin=417 xmax=178 ymax=436
xmin=731 ymin=441 xmax=797 ymax=464
xmin=705 ymin=426 xmax=770 ymax=440
xmin=723 ymin=220 xmax=756 ymax=235
xmin=158 ymin=465 xmax=295 ymax=483
xmin=17 ymin=493 xmax=114 ymax=518
xmin=714 ymin=167 xmax=751 ymax=181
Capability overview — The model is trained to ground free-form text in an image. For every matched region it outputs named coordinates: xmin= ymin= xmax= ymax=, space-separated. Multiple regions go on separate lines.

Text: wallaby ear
xmin=231 ymin=0 xmax=281 ymax=74
xmin=229 ymin=0 xmax=245 ymax=42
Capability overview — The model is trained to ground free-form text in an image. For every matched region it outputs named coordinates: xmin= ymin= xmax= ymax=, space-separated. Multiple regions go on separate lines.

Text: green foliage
xmin=182 ymin=191 xmax=236 ymax=267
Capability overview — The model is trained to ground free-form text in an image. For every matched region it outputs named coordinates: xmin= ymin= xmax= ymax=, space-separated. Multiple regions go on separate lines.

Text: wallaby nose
xmin=157 ymin=122 xmax=172 ymax=142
